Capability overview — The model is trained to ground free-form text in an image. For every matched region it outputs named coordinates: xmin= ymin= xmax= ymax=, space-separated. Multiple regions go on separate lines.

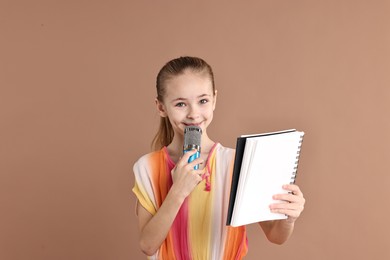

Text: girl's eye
xmin=200 ymin=99 xmax=208 ymax=104
xmin=175 ymin=102 xmax=186 ymax=107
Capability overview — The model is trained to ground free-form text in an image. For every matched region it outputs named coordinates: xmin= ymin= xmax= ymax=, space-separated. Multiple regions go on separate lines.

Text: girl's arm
xmin=258 ymin=184 xmax=305 ymax=244
xmin=137 ymin=150 xmax=204 ymax=256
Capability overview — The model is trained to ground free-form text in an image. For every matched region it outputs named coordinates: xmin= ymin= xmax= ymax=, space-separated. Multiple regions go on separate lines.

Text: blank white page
xmin=230 ymin=131 xmax=304 ymax=227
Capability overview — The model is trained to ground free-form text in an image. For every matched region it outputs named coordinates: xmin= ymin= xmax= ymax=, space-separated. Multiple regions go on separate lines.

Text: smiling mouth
xmin=184 ymin=122 xmax=202 ymax=126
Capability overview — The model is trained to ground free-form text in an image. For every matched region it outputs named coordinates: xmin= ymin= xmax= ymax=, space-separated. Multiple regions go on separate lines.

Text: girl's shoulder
xmin=133 ymin=148 xmax=165 ymax=169
xmin=214 ymin=143 xmax=235 ymax=159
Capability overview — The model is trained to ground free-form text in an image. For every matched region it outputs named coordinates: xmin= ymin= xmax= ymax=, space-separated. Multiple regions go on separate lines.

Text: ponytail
xmin=151 ymin=117 xmax=174 ymax=151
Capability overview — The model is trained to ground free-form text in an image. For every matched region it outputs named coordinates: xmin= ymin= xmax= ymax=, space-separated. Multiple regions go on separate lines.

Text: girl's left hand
xmin=269 ymin=184 xmax=305 ymax=223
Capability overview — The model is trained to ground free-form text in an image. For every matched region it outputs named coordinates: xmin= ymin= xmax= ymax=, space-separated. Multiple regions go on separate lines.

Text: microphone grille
xmin=184 ymin=126 xmax=202 ymax=147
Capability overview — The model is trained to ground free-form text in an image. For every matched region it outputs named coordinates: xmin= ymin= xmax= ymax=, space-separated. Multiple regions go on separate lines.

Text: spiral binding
xmin=290 ymin=134 xmax=304 ymax=184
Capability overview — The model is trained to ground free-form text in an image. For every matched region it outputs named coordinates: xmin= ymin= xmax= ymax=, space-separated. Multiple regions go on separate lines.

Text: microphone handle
xmin=184 ymin=149 xmax=200 ymax=170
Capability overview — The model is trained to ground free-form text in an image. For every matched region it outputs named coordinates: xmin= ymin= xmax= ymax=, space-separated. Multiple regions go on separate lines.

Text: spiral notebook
xmin=226 ymin=129 xmax=304 ymax=227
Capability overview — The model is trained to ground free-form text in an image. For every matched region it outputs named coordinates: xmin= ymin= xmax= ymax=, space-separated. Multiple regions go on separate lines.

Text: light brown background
xmin=1 ymin=1 xmax=389 ymax=259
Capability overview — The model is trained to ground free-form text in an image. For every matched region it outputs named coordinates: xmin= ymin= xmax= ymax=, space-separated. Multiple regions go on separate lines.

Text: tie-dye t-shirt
xmin=132 ymin=143 xmax=248 ymax=260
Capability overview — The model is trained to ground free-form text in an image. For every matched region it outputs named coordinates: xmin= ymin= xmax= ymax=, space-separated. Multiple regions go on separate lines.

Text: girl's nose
xmin=187 ymin=105 xmax=200 ymax=119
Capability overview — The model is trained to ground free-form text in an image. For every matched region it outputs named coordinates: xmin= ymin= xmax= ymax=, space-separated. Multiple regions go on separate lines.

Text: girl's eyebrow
xmin=170 ymin=94 xmax=211 ymax=102
xmin=169 ymin=97 xmax=186 ymax=104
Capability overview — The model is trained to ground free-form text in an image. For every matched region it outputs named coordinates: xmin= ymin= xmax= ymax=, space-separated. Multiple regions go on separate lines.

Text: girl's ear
xmin=212 ymin=90 xmax=218 ymax=111
xmin=155 ymin=99 xmax=167 ymax=117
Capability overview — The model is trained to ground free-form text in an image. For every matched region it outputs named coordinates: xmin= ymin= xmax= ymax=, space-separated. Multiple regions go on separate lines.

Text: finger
xmin=195 ymin=168 xmax=207 ymax=177
xmin=187 ymin=157 xmax=204 ymax=169
xmin=273 ymin=193 xmax=301 ymax=203
xmin=270 ymin=201 xmax=301 ymax=210
xmin=270 ymin=200 xmax=305 ymax=216
xmin=270 ymin=208 xmax=301 ymax=218
xmin=178 ymin=149 xmax=199 ymax=166
xmin=188 ymin=169 xmax=204 ymax=183
xmin=282 ymin=184 xmax=303 ymax=196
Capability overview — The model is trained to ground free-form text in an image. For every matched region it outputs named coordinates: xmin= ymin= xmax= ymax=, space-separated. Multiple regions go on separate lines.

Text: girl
xmin=132 ymin=56 xmax=305 ymax=259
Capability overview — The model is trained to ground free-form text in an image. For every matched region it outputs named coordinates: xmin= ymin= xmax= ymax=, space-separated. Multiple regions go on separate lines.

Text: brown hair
xmin=151 ymin=56 xmax=216 ymax=150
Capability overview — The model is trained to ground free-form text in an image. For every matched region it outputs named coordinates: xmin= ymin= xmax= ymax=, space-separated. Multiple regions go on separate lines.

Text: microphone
xmin=183 ymin=126 xmax=202 ymax=170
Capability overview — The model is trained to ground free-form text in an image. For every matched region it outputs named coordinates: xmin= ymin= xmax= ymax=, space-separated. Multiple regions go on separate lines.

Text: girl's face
xmin=156 ymin=70 xmax=217 ymax=138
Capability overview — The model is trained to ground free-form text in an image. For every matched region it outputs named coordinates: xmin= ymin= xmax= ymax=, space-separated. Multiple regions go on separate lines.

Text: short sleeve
xmin=132 ymin=155 xmax=158 ymax=215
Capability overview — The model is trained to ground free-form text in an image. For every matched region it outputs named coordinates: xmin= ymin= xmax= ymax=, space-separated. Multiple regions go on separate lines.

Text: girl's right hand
xmin=170 ymin=149 xmax=204 ymax=198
